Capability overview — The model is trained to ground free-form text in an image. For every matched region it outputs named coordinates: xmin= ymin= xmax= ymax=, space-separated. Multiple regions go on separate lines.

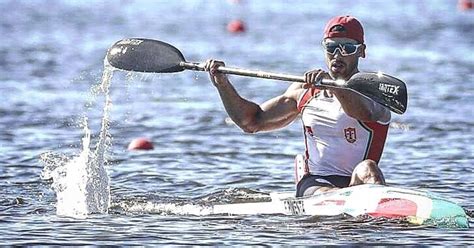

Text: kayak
xmin=211 ymin=184 xmax=469 ymax=228
xmin=120 ymin=184 xmax=468 ymax=228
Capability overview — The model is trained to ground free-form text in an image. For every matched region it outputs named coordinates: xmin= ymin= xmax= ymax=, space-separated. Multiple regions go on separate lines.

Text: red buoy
xmin=227 ymin=19 xmax=246 ymax=33
xmin=459 ymin=0 xmax=474 ymax=10
xmin=128 ymin=138 xmax=154 ymax=150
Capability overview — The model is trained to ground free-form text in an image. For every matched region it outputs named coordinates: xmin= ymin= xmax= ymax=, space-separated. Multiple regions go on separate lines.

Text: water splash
xmin=40 ymin=64 xmax=114 ymax=218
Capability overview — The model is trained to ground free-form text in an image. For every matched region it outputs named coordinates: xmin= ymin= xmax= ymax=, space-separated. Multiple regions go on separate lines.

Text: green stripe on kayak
xmin=426 ymin=199 xmax=469 ymax=228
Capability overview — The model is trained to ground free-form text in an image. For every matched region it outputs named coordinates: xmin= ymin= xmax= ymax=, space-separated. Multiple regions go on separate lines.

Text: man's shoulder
xmin=377 ymin=107 xmax=391 ymax=124
xmin=287 ymin=82 xmax=305 ymax=91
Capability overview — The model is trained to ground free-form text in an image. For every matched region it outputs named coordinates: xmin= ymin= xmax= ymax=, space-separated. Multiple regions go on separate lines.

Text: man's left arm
xmin=332 ymin=88 xmax=391 ymax=123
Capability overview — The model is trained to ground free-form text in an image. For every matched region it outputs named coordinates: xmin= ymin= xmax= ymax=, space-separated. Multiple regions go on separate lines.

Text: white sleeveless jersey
xmin=297 ymin=88 xmax=390 ymax=177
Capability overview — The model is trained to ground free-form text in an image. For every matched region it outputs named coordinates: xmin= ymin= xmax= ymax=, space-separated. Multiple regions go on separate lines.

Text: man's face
xmin=323 ymin=37 xmax=365 ymax=80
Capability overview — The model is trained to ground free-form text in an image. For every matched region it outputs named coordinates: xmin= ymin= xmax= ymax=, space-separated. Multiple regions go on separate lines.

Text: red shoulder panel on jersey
xmin=297 ymin=88 xmax=321 ymax=112
xmin=361 ymin=121 xmax=389 ymax=163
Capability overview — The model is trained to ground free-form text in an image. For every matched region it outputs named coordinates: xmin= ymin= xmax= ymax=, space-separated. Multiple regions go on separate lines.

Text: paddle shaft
xmin=180 ymin=61 xmax=337 ymax=85
xmin=180 ymin=61 xmax=406 ymax=114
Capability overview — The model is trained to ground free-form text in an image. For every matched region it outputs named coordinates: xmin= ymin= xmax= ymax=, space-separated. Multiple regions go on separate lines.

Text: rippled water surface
xmin=1 ymin=0 xmax=473 ymax=245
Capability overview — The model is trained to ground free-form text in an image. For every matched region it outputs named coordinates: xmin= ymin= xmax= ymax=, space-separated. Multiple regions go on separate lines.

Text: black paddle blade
xmin=347 ymin=72 xmax=408 ymax=114
xmin=106 ymin=38 xmax=186 ymax=73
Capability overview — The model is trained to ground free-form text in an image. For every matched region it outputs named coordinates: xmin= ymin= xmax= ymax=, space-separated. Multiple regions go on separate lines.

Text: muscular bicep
xmin=254 ymin=84 xmax=303 ymax=131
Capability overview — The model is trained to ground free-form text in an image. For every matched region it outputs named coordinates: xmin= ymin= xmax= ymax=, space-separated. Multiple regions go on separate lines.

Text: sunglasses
xmin=322 ymin=42 xmax=362 ymax=56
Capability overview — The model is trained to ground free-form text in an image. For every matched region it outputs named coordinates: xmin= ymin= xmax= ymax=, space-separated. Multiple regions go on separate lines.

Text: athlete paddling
xmin=205 ymin=15 xmax=390 ymax=197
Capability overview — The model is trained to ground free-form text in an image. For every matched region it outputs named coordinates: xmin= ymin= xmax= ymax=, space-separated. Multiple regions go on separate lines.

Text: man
xmin=204 ymin=15 xmax=390 ymax=197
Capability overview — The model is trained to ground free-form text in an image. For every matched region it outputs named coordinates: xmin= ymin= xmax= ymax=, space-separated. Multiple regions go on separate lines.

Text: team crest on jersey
xmin=344 ymin=127 xmax=357 ymax=143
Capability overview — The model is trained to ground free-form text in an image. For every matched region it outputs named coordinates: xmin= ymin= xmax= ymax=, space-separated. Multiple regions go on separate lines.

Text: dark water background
xmin=1 ymin=0 xmax=473 ymax=245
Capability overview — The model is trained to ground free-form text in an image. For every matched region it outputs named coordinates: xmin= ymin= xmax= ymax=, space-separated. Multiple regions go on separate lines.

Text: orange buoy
xmin=458 ymin=0 xmax=474 ymax=10
xmin=128 ymin=138 xmax=154 ymax=150
xmin=227 ymin=19 xmax=246 ymax=33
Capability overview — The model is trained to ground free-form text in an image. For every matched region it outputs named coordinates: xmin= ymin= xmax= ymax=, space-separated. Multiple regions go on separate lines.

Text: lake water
xmin=1 ymin=0 xmax=473 ymax=245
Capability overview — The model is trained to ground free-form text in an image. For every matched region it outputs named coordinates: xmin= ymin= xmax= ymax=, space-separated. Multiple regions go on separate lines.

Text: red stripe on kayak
xmin=369 ymin=198 xmax=418 ymax=218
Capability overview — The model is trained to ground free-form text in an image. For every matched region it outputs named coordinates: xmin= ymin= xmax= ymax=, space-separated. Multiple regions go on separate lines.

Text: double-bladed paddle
xmin=106 ymin=38 xmax=407 ymax=114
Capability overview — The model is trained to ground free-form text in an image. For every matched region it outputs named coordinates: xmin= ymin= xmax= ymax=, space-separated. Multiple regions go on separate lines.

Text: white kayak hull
xmin=212 ymin=184 xmax=469 ymax=228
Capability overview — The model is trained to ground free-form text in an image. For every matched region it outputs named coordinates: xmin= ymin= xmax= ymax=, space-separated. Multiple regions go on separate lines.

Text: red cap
xmin=323 ymin=15 xmax=364 ymax=44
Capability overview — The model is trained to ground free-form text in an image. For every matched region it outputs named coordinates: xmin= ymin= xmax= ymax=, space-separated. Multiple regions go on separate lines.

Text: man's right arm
xmin=205 ymin=59 xmax=302 ymax=133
